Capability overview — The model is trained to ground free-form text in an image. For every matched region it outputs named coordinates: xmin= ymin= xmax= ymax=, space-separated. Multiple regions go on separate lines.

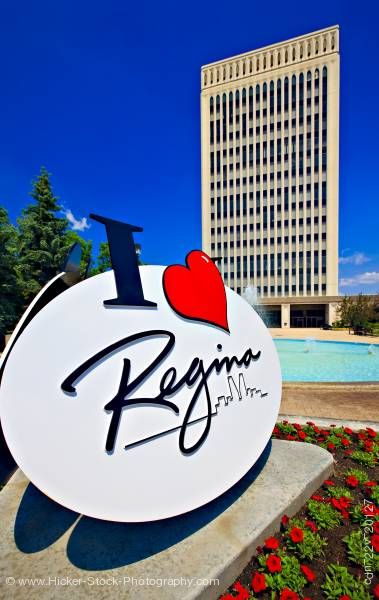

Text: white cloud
xmin=339 ymin=252 xmax=370 ymax=265
xmin=62 ymin=208 xmax=90 ymax=232
xmin=340 ymin=272 xmax=379 ymax=287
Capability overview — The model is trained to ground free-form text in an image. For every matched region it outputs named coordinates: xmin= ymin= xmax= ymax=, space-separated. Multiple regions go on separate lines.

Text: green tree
xmin=91 ymin=241 xmax=111 ymax=275
xmin=337 ymin=293 xmax=377 ymax=331
xmin=0 ymin=207 xmax=23 ymax=332
xmin=17 ymin=167 xmax=69 ymax=302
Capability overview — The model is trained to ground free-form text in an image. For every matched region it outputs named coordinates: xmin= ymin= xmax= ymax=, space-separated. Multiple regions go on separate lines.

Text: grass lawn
xmin=220 ymin=421 xmax=379 ymax=600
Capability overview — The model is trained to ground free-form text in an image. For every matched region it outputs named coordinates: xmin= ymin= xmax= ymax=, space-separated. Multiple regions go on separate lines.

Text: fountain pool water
xmin=274 ymin=339 xmax=379 ymax=382
xmin=303 ymin=337 xmax=316 ymax=353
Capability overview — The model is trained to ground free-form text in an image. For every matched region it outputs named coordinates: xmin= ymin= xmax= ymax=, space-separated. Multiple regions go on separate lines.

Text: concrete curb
xmin=279 ymin=414 xmax=379 ymax=430
xmin=0 ymin=440 xmax=333 ymax=600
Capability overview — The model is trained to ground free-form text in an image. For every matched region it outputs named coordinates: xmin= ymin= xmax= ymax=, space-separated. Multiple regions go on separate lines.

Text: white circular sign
xmin=0 ymin=265 xmax=281 ymax=521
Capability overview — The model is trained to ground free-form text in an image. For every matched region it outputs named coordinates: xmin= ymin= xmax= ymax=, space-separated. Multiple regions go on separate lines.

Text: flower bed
xmin=220 ymin=422 xmax=379 ymax=600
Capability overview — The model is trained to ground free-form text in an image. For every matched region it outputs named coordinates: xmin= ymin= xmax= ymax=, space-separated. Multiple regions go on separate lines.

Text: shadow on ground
xmin=14 ymin=441 xmax=271 ymax=570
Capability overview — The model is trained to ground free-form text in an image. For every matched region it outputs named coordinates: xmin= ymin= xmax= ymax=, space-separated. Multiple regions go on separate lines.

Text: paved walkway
xmin=270 ymin=327 xmax=379 ymax=344
xmin=281 ymin=382 xmax=379 ymax=422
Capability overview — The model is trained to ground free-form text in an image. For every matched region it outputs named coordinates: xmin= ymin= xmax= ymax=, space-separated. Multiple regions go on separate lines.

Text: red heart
xmin=163 ymin=250 xmax=229 ymax=332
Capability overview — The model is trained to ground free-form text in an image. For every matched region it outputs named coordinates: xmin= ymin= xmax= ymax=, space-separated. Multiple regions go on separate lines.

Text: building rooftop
xmin=201 ymin=25 xmax=339 ymax=90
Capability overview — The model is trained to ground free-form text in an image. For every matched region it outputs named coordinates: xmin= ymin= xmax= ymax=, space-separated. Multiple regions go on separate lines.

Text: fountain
xmin=242 ymin=284 xmax=267 ymax=323
xmin=304 ymin=337 xmax=316 ymax=353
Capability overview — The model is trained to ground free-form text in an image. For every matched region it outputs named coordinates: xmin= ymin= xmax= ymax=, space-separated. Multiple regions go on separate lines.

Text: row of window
xmin=211 ymin=175 xmax=326 ymax=189
xmin=211 ymin=215 xmax=327 ymax=234
xmin=213 ymin=134 xmax=325 ymax=157
xmin=211 ymin=117 xmax=326 ymax=144
xmin=210 ymin=182 xmax=327 ymax=207
xmin=212 ymin=216 xmax=327 ymax=228
xmin=211 ymin=205 xmax=327 ymax=219
xmin=221 ymin=250 xmax=326 ymax=266
xmin=209 ymin=69 xmax=328 ymax=115
xmin=212 ymin=160 xmax=326 ymax=175
xmin=211 ymin=232 xmax=327 ymax=248
xmin=226 ymin=269 xmax=327 ymax=280
xmin=226 ymin=283 xmax=327 ymax=296
xmin=211 ymin=144 xmax=326 ymax=170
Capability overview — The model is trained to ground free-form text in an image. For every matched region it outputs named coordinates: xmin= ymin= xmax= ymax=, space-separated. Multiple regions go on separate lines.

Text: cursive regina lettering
xmin=61 ymin=330 xmax=261 ymax=454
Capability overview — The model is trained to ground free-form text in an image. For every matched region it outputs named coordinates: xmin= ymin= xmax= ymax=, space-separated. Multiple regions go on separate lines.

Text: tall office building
xmin=201 ymin=26 xmax=340 ymax=327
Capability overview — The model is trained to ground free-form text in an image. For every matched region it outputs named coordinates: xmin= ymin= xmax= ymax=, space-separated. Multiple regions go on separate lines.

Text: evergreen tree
xmin=0 ymin=207 xmax=22 ymax=332
xmin=17 ymin=167 xmax=68 ymax=301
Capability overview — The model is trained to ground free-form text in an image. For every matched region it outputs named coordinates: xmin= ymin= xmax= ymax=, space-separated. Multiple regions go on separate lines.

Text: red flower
xmin=365 ymin=481 xmax=377 ymax=487
xmin=366 ymin=427 xmax=377 ymax=438
xmin=327 ymin=442 xmax=335 ymax=451
xmin=281 ymin=514 xmax=290 ymax=526
xmin=374 ymin=583 xmax=379 ymax=599
xmin=344 ymin=449 xmax=353 ymax=456
xmin=233 ymin=582 xmax=250 ymax=600
xmin=280 ymin=589 xmax=299 ymax=600
xmin=344 ymin=427 xmax=353 ymax=435
xmin=358 ymin=432 xmax=367 ymax=440
xmin=220 ymin=595 xmax=234 ymax=600
xmin=305 ymin=520 xmax=318 ymax=532
xmin=311 ymin=494 xmax=324 ymax=502
xmin=331 ymin=498 xmax=342 ymax=510
xmin=339 ymin=596 xmax=351 ymax=600
xmin=341 ymin=510 xmax=350 ymax=519
xmin=298 ymin=430 xmax=306 ymax=440
xmin=289 ymin=527 xmax=304 ymax=543
xmin=331 ymin=497 xmax=350 ymax=511
xmin=364 ymin=441 xmax=373 ymax=452
xmin=251 ymin=573 xmax=266 ymax=594
xmin=346 ymin=475 xmax=359 ymax=488
xmin=301 ymin=564 xmax=316 ymax=582
xmin=294 ymin=423 xmax=302 ymax=430
xmin=266 ymin=554 xmax=282 ymax=573
xmin=339 ymin=497 xmax=351 ymax=509
xmin=273 ymin=426 xmax=280 ymax=435
xmin=374 ymin=521 xmax=379 ymax=534
xmin=313 ymin=426 xmax=320 ymax=434
xmin=306 ymin=421 xmax=315 ymax=426
xmin=286 ymin=434 xmax=296 ymax=441
xmin=341 ymin=438 xmax=350 ymax=446
xmin=371 ymin=534 xmax=379 ymax=552
xmin=265 ymin=536 xmax=279 ymax=550
xmin=324 ymin=479 xmax=334 ymax=486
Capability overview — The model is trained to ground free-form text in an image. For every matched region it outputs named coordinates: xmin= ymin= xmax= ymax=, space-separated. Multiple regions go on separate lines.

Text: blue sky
xmin=0 ymin=0 xmax=378 ymax=294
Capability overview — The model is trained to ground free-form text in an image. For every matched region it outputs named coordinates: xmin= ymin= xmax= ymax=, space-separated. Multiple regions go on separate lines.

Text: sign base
xmin=0 ymin=440 xmax=333 ymax=600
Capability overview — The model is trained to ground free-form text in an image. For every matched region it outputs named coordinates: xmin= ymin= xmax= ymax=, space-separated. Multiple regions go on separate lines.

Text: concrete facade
xmin=201 ymin=27 xmax=340 ymax=326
